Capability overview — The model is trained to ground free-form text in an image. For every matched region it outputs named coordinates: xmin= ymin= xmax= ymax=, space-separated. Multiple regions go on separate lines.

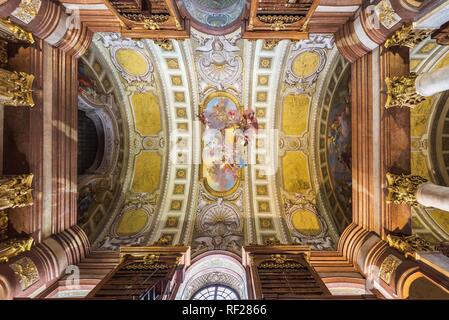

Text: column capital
xmin=385 ymin=234 xmax=434 ymax=259
xmin=335 ymin=0 xmax=441 ymax=62
xmin=386 ymin=173 xmax=428 ymax=206
xmin=0 ymin=174 xmax=34 ymax=210
xmin=385 ymin=74 xmax=426 ymax=109
xmin=384 ymin=24 xmax=432 ymax=49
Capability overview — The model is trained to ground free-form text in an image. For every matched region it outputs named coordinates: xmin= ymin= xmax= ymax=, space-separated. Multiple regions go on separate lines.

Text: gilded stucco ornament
xmin=0 ymin=174 xmax=34 ymax=210
xmin=375 ymin=0 xmax=401 ymax=29
xmin=153 ymin=234 xmax=173 ymax=246
xmin=0 ymin=211 xmax=8 ymax=240
xmin=264 ymin=236 xmax=281 ymax=246
xmin=9 ymin=256 xmax=39 ymax=290
xmin=385 ymin=24 xmax=431 ymax=49
xmin=386 ymin=172 xmax=427 ymax=206
xmin=263 ymin=40 xmax=279 ymax=50
xmin=0 ymin=18 xmax=34 ymax=44
xmin=0 ymin=70 xmax=34 ymax=107
xmin=143 ymin=15 xmax=170 ymax=30
xmin=154 ymin=39 xmax=173 ymax=51
xmin=385 ymin=234 xmax=434 ymax=259
xmin=11 ymin=0 xmax=42 ymax=25
xmin=259 ymin=254 xmax=305 ymax=269
xmin=0 ymin=237 xmax=34 ymax=263
xmin=379 ymin=254 xmax=402 ymax=284
xmin=385 ymin=73 xmax=425 ymax=109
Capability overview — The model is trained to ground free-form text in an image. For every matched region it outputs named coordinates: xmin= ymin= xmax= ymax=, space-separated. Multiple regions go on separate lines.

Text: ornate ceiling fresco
xmin=77 ymin=27 xmax=353 ymax=255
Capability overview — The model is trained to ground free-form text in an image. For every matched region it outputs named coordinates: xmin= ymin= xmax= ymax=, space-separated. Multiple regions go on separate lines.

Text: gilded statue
xmin=0 ymin=237 xmax=34 ymax=263
xmin=0 ymin=174 xmax=34 ymax=210
xmin=386 ymin=172 xmax=427 ymax=206
xmin=385 ymin=73 xmax=425 ymax=109
xmin=385 ymin=234 xmax=434 ymax=259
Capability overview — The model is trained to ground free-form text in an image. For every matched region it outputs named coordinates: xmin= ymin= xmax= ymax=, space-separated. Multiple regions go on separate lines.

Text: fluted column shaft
xmin=0 ymin=225 xmax=90 ymax=299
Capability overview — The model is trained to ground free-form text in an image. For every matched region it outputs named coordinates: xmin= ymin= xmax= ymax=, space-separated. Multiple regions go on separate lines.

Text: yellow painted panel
xmin=291 ymin=209 xmax=322 ymax=236
xmin=282 ymin=95 xmax=310 ymax=136
xmin=411 ymin=152 xmax=430 ymax=179
xmin=292 ymin=51 xmax=321 ymax=78
xmin=411 ymin=97 xmax=433 ymax=137
xmin=430 ymin=209 xmax=449 ymax=234
xmin=282 ymin=151 xmax=310 ymax=193
xmin=434 ymin=51 xmax=449 ymax=70
xmin=131 ymin=92 xmax=161 ymax=136
xmin=115 ymin=48 xmax=148 ymax=76
xmin=131 ymin=152 xmax=161 ymax=193
xmin=116 ymin=209 xmax=149 ymax=237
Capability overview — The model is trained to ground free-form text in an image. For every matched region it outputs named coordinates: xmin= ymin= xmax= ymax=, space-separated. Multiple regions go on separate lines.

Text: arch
xmin=176 ymin=252 xmax=247 ymax=300
xmin=400 ymin=271 xmax=449 ymax=299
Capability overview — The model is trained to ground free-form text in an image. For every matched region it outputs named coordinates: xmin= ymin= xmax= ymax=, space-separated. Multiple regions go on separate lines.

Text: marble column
xmin=416 ymin=182 xmax=449 ymax=212
xmin=415 ymin=65 xmax=449 ymax=97
xmin=339 ymin=224 xmax=449 ymax=298
xmin=0 ymin=225 xmax=90 ymax=299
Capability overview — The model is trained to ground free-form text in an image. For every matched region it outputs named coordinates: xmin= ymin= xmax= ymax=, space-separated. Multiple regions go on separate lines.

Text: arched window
xmin=176 ymin=253 xmax=247 ymax=300
xmin=192 ymin=284 xmax=239 ymax=300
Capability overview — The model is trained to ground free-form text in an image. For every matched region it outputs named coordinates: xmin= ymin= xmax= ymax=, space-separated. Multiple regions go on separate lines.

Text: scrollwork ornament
xmin=259 ymin=254 xmax=305 ymax=269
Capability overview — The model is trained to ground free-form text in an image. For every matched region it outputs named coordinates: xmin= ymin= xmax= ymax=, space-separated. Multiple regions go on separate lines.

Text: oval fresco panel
xmin=116 ymin=209 xmax=149 ymax=237
xmin=202 ymin=93 xmax=243 ymax=195
xmin=291 ymin=209 xmax=322 ymax=237
xmin=115 ymin=48 xmax=149 ymax=77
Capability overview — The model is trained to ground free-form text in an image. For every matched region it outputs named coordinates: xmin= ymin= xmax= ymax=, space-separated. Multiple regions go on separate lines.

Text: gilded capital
xmin=0 ymin=211 xmax=8 ymax=240
xmin=0 ymin=236 xmax=34 ymax=263
xmin=0 ymin=69 xmax=35 ymax=107
xmin=385 ymin=24 xmax=431 ymax=49
xmin=386 ymin=234 xmax=434 ymax=259
xmin=0 ymin=174 xmax=34 ymax=210
xmin=386 ymin=172 xmax=427 ymax=206
xmin=385 ymin=73 xmax=425 ymax=109
xmin=0 ymin=18 xmax=34 ymax=44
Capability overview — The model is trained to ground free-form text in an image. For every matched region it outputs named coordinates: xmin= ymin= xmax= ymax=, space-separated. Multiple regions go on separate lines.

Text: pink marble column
xmin=0 ymin=225 xmax=90 ymax=299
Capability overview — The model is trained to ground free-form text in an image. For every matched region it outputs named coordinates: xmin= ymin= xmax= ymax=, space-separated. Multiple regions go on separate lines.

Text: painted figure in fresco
xmin=327 ymin=73 xmax=352 ymax=214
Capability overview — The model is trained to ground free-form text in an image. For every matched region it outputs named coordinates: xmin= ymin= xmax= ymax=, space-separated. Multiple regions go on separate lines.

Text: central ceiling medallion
xmin=182 ymin=0 xmax=245 ymax=31
xmin=198 ymin=92 xmax=258 ymax=196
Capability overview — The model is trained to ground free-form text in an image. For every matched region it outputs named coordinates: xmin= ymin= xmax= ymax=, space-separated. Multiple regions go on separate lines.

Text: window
xmin=192 ymin=285 xmax=239 ymax=300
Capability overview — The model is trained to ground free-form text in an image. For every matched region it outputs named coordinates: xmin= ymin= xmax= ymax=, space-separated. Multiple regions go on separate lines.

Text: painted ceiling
xmin=76 ymin=28 xmax=353 ymax=256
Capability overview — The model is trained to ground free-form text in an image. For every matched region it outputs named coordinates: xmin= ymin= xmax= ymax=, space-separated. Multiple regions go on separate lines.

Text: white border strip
xmin=316 ymin=5 xmax=359 ymax=13
xmin=354 ymin=15 xmax=378 ymax=50
xmin=63 ymin=3 xmax=108 ymax=10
